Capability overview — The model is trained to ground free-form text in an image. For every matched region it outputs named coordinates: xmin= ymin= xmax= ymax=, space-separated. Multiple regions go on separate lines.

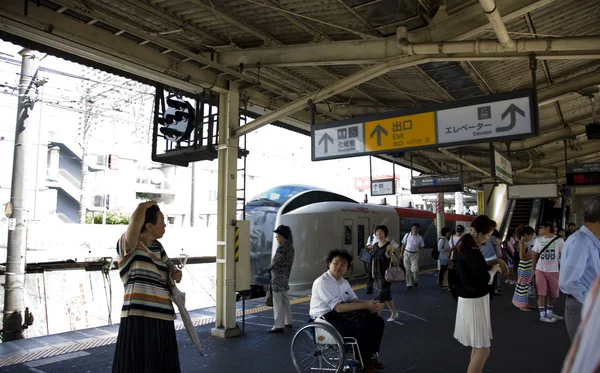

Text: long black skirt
xmin=112 ymin=316 xmax=181 ymax=373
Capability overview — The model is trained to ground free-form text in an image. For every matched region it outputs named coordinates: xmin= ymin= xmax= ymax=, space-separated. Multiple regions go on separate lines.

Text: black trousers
xmin=365 ymin=261 xmax=374 ymax=293
xmin=488 ymin=274 xmax=498 ymax=301
xmin=323 ymin=310 xmax=385 ymax=361
xmin=438 ymin=264 xmax=448 ymax=286
xmin=448 ymin=268 xmax=458 ymax=302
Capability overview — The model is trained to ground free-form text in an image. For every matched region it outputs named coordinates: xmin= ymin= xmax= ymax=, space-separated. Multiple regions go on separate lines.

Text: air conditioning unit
xmin=92 ymin=195 xmax=110 ymax=209
xmin=94 ymin=155 xmax=108 ymax=168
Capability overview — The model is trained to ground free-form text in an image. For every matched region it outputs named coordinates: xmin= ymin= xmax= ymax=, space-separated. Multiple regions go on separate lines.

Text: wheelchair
xmin=290 ymin=318 xmax=363 ymax=373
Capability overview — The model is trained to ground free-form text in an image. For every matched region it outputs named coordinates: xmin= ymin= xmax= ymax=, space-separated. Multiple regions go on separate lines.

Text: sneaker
xmin=550 ymin=314 xmax=564 ymax=321
xmin=505 ymin=279 xmax=511 ymax=284
xmin=540 ymin=315 xmax=557 ymax=324
xmin=406 ymin=286 xmax=413 ymax=291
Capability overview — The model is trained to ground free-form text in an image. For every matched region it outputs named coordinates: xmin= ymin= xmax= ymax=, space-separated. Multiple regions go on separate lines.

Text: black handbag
xmin=265 ymin=282 xmax=274 ymax=307
xmin=359 ymin=248 xmax=373 ymax=263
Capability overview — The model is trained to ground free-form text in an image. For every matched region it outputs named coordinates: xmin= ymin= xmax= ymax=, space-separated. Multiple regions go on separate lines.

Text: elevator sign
xmin=311 ymin=89 xmax=537 ymax=161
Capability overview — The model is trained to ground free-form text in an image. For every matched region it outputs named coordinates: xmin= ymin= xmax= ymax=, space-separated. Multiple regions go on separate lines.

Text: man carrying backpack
xmin=438 ymin=227 xmax=452 ymax=289
xmin=400 ymin=223 xmax=425 ymax=290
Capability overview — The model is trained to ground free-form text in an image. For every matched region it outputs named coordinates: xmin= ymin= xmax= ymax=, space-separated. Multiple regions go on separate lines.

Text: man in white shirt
xmin=365 ymin=229 xmax=379 ymax=294
xmin=532 ymin=222 xmax=565 ymax=323
xmin=400 ymin=223 xmax=425 ymax=290
xmin=310 ymin=249 xmax=385 ymax=373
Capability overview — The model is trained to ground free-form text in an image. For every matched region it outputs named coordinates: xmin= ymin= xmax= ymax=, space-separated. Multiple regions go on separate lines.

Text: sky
xmin=0 ymin=39 xmax=458 ymax=212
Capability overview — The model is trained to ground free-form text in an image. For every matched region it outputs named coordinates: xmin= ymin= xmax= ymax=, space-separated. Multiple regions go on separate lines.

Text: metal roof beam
xmin=0 ymin=2 xmax=229 ymax=92
xmin=216 ymin=0 xmax=558 ymax=66
xmin=228 ymin=0 xmax=566 ymax=137
xmin=216 ymin=36 xmax=600 ymax=67
xmin=422 ymin=0 xmax=557 ymax=42
xmin=248 ymin=0 xmax=389 ymax=105
xmin=232 ymin=57 xmax=428 ymax=138
xmin=0 ymin=1 xmax=341 ymax=127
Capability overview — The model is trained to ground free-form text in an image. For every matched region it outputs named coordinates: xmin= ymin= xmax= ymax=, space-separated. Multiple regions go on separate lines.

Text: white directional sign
xmin=371 ymin=179 xmax=395 ymax=196
xmin=311 ymin=90 xmax=537 ymax=161
xmin=437 ymin=97 xmax=531 ymax=144
xmin=313 ymin=123 xmax=365 ymax=160
xmin=493 ymin=150 xmax=513 ymax=185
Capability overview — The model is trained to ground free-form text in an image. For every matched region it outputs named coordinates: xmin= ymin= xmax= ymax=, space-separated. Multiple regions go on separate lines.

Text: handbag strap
xmin=537 ymin=236 xmax=559 ymax=258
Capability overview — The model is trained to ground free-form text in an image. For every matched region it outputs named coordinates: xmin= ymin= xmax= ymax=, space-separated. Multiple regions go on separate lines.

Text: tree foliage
xmin=86 ymin=212 xmax=130 ymax=225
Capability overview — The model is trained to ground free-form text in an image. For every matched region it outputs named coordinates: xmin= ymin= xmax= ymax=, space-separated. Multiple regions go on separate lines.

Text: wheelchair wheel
xmin=290 ymin=322 xmax=345 ymax=373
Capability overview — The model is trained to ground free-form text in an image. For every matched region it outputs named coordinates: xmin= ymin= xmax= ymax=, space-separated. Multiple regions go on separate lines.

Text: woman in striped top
xmin=112 ymin=201 xmax=183 ymax=373
xmin=511 ymin=226 xmax=536 ymax=311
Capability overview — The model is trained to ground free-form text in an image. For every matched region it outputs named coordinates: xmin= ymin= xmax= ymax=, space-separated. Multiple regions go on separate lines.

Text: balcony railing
xmin=47 ymin=169 xmax=81 ymax=202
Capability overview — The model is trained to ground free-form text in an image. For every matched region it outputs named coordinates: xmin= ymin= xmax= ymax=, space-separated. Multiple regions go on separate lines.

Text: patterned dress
xmin=270 ymin=240 xmax=295 ymax=292
xmin=112 ymin=235 xmax=180 ymax=373
xmin=512 ymin=241 xmax=534 ymax=309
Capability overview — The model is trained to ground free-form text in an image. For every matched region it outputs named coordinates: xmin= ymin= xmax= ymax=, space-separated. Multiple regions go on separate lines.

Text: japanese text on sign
xmin=364 ymin=112 xmax=436 ymax=152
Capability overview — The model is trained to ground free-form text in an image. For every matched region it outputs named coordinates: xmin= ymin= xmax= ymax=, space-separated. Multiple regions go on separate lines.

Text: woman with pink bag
xmin=371 ymin=225 xmax=401 ymax=322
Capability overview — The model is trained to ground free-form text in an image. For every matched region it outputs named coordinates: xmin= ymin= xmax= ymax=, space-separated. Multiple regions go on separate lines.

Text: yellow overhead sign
xmin=364 ymin=112 xmax=436 ymax=152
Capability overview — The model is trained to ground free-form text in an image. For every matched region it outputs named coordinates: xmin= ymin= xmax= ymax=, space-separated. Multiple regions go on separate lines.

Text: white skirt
xmin=454 ymin=294 xmax=492 ymax=348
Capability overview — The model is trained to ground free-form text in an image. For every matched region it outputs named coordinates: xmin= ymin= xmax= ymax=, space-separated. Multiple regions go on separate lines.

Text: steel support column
xmin=211 ymin=83 xmax=242 ymax=339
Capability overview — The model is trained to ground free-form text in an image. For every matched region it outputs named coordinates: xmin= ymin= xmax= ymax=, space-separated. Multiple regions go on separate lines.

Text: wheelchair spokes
xmin=291 ymin=323 xmax=345 ymax=373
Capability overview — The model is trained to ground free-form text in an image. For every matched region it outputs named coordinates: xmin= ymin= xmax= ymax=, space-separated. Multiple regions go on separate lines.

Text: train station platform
xmin=0 ymin=270 xmax=571 ymax=373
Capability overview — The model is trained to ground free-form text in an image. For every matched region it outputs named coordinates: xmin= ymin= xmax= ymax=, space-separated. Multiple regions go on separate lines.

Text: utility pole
xmin=3 ymin=49 xmax=42 ymax=341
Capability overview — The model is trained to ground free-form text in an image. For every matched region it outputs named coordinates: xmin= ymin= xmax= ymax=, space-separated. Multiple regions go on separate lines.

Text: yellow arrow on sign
xmin=365 ymin=112 xmax=436 ymax=152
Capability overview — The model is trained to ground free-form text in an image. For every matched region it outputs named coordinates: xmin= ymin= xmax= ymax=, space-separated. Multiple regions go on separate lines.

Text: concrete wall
xmin=0 ymin=263 xmax=217 ymax=338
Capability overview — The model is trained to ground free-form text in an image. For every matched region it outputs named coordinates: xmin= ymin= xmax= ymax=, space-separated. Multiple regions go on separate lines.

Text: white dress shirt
xmin=309 ymin=271 xmax=358 ymax=319
xmin=402 ymin=233 xmax=425 ymax=253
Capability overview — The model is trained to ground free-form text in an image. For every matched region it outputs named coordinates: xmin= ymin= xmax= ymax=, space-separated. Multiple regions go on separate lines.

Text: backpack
xmin=432 ymin=237 xmax=443 ymax=260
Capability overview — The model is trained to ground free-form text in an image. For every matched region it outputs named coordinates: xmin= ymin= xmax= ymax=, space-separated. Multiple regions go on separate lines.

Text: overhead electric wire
xmin=0 ymin=57 xmax=155 ymax=95
xmin=0 ymin=90 xmax=153 ymax=126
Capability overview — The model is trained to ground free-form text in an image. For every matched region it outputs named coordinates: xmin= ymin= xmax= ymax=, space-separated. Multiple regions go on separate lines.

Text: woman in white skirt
xmin=454 ymin=215 xmax=502 ymax=373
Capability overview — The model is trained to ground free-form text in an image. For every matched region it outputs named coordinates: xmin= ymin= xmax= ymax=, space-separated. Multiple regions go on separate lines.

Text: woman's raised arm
xmin=125 ymin=201 xmax=157 ymax=251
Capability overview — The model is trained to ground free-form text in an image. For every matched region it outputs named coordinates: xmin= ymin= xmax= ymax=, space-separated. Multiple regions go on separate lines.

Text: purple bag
xmin=385 ymin=261 xmax=405 ymax=283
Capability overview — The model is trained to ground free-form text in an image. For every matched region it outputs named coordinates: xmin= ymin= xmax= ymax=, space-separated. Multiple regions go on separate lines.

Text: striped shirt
xmin=117 ymin=234 xmax=175 ymax=321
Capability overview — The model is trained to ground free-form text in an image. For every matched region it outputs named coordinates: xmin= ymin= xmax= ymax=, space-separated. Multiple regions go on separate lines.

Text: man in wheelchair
xmin=309 ymin=249 xmax=386 ymax=373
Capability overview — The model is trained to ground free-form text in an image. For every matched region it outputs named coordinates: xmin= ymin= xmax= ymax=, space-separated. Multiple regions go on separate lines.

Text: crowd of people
xmin=110 ymin=195 xmax=600 ymax=373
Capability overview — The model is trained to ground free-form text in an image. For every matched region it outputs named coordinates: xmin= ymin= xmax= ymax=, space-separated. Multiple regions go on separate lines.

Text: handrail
xmin=499 ymin=199 xmax=516 ymax=241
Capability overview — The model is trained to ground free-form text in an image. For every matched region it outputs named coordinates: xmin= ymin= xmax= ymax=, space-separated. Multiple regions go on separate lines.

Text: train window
xmin=344 ymin=219 xmax=353 ymax=245
xmin=281 ymin=191 xmax=357 ymax=214
xmin=357 ymin=225 xmax=365 ymax=250
xmin=247 ymin=185 xmax=312 ymax=207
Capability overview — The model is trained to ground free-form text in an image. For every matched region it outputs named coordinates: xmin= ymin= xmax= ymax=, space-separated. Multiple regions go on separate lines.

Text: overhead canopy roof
xmin=1 ymin=0 xmax=599 ymax=186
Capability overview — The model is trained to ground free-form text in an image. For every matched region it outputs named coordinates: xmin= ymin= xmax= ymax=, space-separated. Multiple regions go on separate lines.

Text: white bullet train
xmin=246 ymin=185 xmax=475 ymax=296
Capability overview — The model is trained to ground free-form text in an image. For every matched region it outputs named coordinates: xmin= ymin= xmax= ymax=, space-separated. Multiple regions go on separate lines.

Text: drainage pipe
xmin=397 ymin=35 xmax=600 ymax=56
xmin=479 ymin=0 xmax=512 ymax=47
